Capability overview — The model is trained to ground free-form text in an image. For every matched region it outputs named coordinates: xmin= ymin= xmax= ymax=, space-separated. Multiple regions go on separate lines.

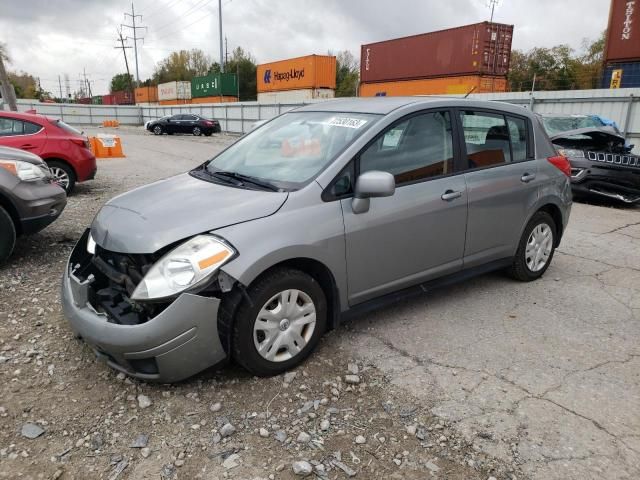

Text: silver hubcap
xmin=525 ymin=223 xmax=553 ymax=272
xmin=154 ymin=126 xmax=161 ymax=134
xmin=193 ymin=127 xmax=201 ymax=135
xmin=50 ymin=167 xmax=69 ymax=190
xmin=253 ymin=289 xmax=316 ymax=362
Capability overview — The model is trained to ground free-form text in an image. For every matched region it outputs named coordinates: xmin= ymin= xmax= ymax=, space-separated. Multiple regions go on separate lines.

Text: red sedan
xmin=0 ymin=111 xmax=97 ymax=193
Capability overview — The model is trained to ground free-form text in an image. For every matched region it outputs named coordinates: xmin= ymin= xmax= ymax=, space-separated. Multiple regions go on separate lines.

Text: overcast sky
xmin=0 ymin=0 xmax=609 ymax=96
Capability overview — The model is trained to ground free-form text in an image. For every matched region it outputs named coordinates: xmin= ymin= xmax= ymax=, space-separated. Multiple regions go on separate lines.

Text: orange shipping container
xmin=190 ymin=95 xmax=238 ymax=104
xmin=135 ymin=86 xmax=158 ymax=103
xmin=359 ymin=75 xmax=508 ymax=97
xmin=257 ymin=54 xmax=336 ymax=93
xmin=158 ymin=99 xmax=192 ymax=106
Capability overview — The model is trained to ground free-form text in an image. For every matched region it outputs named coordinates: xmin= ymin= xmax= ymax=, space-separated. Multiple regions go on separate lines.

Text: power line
xmin=152 ymin=0 xmax=212 ymax=34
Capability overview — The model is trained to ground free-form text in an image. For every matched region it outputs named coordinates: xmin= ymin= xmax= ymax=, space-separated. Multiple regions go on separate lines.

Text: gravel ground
xmin=0 ymin=127 xmax=510 ymax=480
xmin=1 ymin=126 xmax=638 ymax=480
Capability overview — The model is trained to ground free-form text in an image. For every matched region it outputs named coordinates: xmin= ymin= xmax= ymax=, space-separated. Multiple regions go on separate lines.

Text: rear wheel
xmin=46 ymin=160 xmax=76 ymax=194
xmin=508 ymin=211 xmax=556 ymax=281
xmin=231 ymin=268 xmax=327 ymax=376
xmin=192 ymin=126 xmax=202 ymax=136
xmin=0 ymin=206 xmax=16 ymax=264
xmin=153 ymin=125 xmax=163 ymax=135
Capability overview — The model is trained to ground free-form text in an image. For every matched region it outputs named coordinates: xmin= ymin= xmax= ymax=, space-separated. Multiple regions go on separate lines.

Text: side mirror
xmin=352 ymin=171 xmax=395 ymax=214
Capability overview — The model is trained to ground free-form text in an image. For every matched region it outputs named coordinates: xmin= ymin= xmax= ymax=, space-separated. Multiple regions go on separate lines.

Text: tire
xmin=0 ymin=206 xmax=16 ymax=264
xmin=192 ymin=126 xmax=202 ymax=136
xmin=508 ymin=211 xmax=557 ymax=282
xmin=204 ymin=132 xmax=212 ymax=137
xmin=46 ymin=160 xmax=76 ymax=194
xmin=230 ymin=268 xmax=327 ymax=376
xmin=153 ymin=125 xmax=163 ymax=135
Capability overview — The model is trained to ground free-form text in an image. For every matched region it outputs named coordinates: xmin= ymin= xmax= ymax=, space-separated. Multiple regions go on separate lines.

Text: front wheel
xmin=46 ymin=160 xmax=76 ymax=194
xmin=153 ymin=125 xmax=163 ymax=135
xmin=231 ymin=268 xmax=327 ymax=376
xmin=0 ymin=206 xmax=16 ymax=264
xmin=508 ymin=211 xmax=557 ymax=281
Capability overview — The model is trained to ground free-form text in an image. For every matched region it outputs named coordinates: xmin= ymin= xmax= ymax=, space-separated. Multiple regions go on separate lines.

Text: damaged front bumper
xmin=569 ymin=155 xmax=640 ymax=204
xmin=61 ymin=231 xmax=228 ymax=382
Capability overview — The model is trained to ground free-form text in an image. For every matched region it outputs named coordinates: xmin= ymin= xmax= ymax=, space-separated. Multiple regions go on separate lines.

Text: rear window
xmin=51 ymin=119 xmax=83 ymax=136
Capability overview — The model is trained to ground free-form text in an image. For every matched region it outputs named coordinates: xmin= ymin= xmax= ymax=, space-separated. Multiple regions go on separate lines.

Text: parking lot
xmin=1 ymin=127 xmax=639 ymax=480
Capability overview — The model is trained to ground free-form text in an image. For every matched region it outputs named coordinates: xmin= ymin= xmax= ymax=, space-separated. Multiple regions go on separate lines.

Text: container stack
xmin=191 ymin=73 xmax=239 ymax=103
xmin=256 ymin=55 xmax=336 ymax=103
xmin=158 ymin=81 xmax=192 ymax=105
xmin=602 ymin=0 xmax=640 ymax=88
xmin=359 ymin=22 xmax=513 ymax=96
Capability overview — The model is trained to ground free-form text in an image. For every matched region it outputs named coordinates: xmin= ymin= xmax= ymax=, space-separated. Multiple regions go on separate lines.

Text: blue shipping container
xmin=602 ymin=62 xmax=640 ymax=88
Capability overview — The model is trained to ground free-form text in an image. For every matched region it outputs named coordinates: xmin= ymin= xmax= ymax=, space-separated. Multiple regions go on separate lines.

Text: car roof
xmin=294 ymin=97 xmax=533 ymax=117
xmin=0 ymin=110 xmax=52 ymax=124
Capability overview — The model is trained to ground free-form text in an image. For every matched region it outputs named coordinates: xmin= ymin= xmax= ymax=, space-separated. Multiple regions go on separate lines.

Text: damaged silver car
xmin=62 ymin=98 xmax=572 ymax=382
xmin=541 ymin=114 xmax=639 ymax=204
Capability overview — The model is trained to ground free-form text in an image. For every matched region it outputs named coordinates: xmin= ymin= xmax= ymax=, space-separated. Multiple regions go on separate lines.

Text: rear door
xmin=0 ymin=117 xmax=46 ymax=156
xmin=340 ymin=109 xmax=468 ymax=305
xmin=166 ymin=115 xmax=181 ymax=134
xmin=183 ymin=115 xmax=198 ymax=133
xmin=457 ymin=109 xmax=539 ymax=268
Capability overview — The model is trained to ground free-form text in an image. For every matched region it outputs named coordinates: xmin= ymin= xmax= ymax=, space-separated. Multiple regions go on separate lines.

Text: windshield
xmin=205 ymin=111 xmax=378 ymax=189
xmin=541 ymin=116 xmax=603 ymax=136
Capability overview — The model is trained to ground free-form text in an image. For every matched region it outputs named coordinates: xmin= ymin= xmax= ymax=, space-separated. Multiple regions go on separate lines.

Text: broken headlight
xmin=131 ymin=235 xmax=236 ymax=301
xmin=557 ymin=148 xmax=585 ymax=158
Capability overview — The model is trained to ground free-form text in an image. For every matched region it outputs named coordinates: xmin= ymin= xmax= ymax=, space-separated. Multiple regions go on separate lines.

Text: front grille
xmin=587 ymin=151 xmax=640 ymax=168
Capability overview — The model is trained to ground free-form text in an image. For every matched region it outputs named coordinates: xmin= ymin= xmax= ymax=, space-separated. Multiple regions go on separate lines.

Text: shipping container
xmin=359 ymin=75 xmax=508 ymax=97
xmin=257 ymin=88 xmax=335 ymax=103
xmin=360 ymin=22 xmax=513 ymax=83
xmin=602 ymin=61 xmax=640 ymax=88
xmin=190 ymin=95 xmax=238 ymax=104
xmin=191 ymin=73 xmax=238 ymax=98
xmin=604 ymin=0 xmax=640 ymax=63
xmin=91 ymin=96 xmax=103 ymax=105
xmin=112 ymin=90 xmax=134 ymax=105
xmin=102 ymin=94 xmax=116 ymax=105
xmin=135 ymin=86 xmax=158 ymax=104
xmin=158 ymin=81 xmax=192 ymax=101
xmin=76 ymin=97 xmax=91 ymax=104
xmin=257 ymin=55 xmax=336 ymax=93
xmin=158 ymin=99 xmax=192 ymax=106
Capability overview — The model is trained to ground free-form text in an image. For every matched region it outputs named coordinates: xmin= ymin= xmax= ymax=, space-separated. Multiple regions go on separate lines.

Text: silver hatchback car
xmin=62 ymin=98 xmax=572 ymax=382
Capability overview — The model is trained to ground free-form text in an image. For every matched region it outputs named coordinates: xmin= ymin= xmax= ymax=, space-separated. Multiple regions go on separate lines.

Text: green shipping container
xmin=91 ymin=96 xmax=103 ymax=105
xmin=191 ymin=73 xmax=238 ymax=98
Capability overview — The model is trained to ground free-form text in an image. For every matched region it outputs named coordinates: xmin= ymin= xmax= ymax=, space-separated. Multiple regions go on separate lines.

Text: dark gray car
xmin=62 ymin=98 xmax=572 ymax=382
xmin=0 ymin=146 xmax=67 ymax=263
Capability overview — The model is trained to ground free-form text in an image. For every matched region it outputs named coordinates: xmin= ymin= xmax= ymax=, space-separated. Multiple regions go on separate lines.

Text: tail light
xmin=204 ymin=121 xmax=214 ymax=126
xmin=548 ymin=155 xmax=571 ymax=177
xmin=71 ymin=138 xmax=91 ymax=149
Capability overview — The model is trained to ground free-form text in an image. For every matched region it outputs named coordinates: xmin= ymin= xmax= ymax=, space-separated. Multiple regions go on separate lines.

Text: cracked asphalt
xmin=340 ymin=204 xmax=640 ymax=479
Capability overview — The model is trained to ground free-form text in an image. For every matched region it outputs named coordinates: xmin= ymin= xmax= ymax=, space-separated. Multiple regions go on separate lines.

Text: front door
xmin=457 ymin=109 xmax=540 ymax=267
xmin=341 ymin=110 xmax=468 ymax=305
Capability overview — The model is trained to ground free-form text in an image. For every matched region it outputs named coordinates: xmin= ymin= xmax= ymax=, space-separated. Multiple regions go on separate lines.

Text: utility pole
xmin=58 ymin=75 xmax=63 ymax=102
xmin=225 ymin=36 xmax=229 ymax=68
xmin=115 ymin=29 xmax=134 ymax=92
xmin=122 ymin=2 xmax=146 ymax=86
xmin=64 ymin=74 xmax=70 ymax=102
xmin=0 ymin=49 xmax=17 ymax=111
xmin=82 ymin=68 xmax=92 ymax=98
xmin=486 ymin=0 xmax=500 ymax=93
xmin=218 ymin=0 xmax=224 ymax=72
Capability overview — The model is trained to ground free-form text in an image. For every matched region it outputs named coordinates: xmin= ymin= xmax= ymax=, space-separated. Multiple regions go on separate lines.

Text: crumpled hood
xmin=550 ymin=127 xmax=625 ymax=145
xmin=91 ymin=173 xmax=288 ymax=253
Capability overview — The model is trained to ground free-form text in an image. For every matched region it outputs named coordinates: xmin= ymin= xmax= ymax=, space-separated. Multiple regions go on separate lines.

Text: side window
xmin=460 ymin=111 xmax=511 ymax=168
xmin=360 ymin=111 xmax=454 ymax=184
xmin=187 ymin=115 xmax=198 ymax=121
xmin=23 ymin=121 xmax=42 ymax=135
xmin=0 ymin=118 xmax=25 ymax=136
xmin=507 ymin=116 xmax=528 ymax=162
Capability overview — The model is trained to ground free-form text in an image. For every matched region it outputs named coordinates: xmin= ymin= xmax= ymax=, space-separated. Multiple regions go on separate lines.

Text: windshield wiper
xmin=211 ymin=170 xmax=280 ymax=192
